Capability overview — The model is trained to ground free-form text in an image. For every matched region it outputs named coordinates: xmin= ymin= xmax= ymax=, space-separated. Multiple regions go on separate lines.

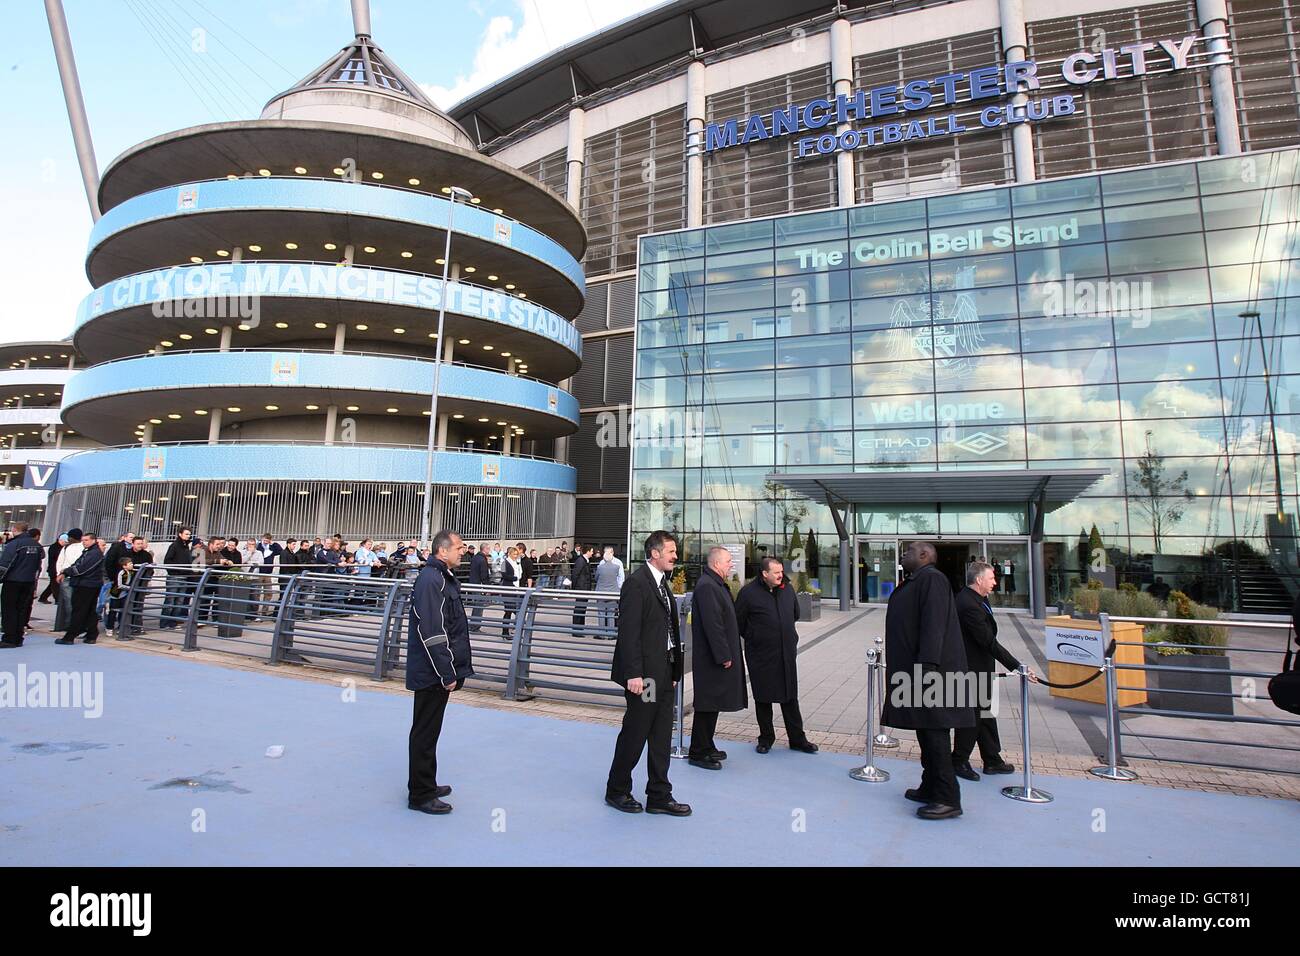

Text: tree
xmin=762 ymin=478 xmax=808 ymax=554
xmin=1129 ymin=431 xmax=1194 ymax=552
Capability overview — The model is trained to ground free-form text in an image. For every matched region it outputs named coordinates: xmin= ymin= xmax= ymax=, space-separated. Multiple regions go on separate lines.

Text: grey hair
xmin=431 ymin=530 xmax=457 ymax=556
xmin=966 ymin=560 xmax=994 ymax=586
xmin=707 ymin=546 xmax=730 ymax=567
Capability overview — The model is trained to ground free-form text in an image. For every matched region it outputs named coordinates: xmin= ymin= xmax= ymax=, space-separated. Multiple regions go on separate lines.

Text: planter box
xmin=1044 ymin=615 xmax=1147 ymax=706
xmin=796 ymin=592 xmax=821 ymax=621
xmin=214 ymin=582 xmax=252 ymax=639
xmin=1142 ymin=647 xmax=1234 ymax=716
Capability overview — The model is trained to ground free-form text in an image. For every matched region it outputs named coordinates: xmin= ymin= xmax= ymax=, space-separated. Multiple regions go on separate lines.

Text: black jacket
xmin=406 ymin=557 xmax=475 ymax=691
xmin=571 ymin=553 xmax=592 ymax=590
xmin=45 ymin=540 xmax=62 ymax=576
xmin=881 ymin=563 xmax=975 ymax=730
xmin=736 ymin=574 xmax=801 ymax=703
xmin=0 ymin=532 xmax=44 ymax=584
xmin=468 ymin=551 xmax=490 ymax=585
xmin=690 ymin=567 xmax=747 ymax=712
xmin=65 ymin=546 xmax=106 ymax=589
xmin=164 ymin=538 xmax=192 ymax=567
xmin=103 ymin=539 xmax=132 ymax=581
xmin=610 ymin=564 xmax=683 ymax=693
xmin=955 ymin=587 xmax=1020 ymax=677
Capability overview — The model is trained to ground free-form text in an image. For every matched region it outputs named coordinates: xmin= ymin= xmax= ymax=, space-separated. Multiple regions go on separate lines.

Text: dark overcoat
xmin=735 ymin=575 xmax=800 ymax=703
xmin=690 ymin=567 xmax=747 ymax=712
xmin=610 ymin=564 xmax=683 ymax=695
xmin=881 ymin=563 xmax=976 ymax=730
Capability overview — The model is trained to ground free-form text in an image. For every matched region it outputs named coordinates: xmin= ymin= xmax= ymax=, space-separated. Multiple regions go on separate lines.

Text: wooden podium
xmin=1044 ymin=615 xmax=1147 ymax=706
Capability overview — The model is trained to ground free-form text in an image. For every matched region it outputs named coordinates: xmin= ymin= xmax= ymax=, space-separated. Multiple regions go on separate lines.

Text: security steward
xmin=605 ymin=530 xmax=690 ymax=817
xmin=0 ymin=523 xmax=44 ymax=648
xmin=407 ymin=530 xmax=475 ymax=816
xmin=688 ymin=546 xmax=747 ymax=768
xmin=56 ymin=532 xmax=105 ymax=646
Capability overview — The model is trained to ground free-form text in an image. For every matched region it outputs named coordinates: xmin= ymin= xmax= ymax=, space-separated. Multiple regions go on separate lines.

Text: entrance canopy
xmin=763 ymin=467 xmax=1109 ymax=511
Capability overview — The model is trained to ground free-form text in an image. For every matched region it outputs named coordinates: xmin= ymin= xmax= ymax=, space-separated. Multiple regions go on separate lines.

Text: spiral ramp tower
xmin=46 ymin=32 xmax=585 ymax=543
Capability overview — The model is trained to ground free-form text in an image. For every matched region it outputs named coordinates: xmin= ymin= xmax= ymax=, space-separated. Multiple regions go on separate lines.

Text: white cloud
xmin=420 ymin=0 xmax=666 ymax=110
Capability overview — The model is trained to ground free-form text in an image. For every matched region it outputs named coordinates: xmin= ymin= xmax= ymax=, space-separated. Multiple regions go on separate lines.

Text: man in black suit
xmin=604 ymin=530 xmax=690 ymax=817
xmin=952 ymin=560 xmax=1038 ymax=780
xmin=570 ymin=544 xmax=594 ymax=628
xmin=467 ymin=543 xmax=490 ymax=633
xmin=882 ymin=540 xmax=976 ymax=820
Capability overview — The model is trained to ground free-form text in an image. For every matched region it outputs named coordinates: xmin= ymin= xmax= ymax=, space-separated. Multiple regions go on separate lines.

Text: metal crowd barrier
xmin=1090 ymin=611 xmax=1300 ymax=779
xmin=117 ymin=565 xmax=636 ymax=704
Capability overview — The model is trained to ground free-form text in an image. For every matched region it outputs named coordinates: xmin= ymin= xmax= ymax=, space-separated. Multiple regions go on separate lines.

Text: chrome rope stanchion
xmin=850 ymin=643 xmax=890 ymax=782
xmin=872 ymin=637 xmax=899 ymax=749
xmin=1090 ymin=614 xmax=1138 ymax=781
xmin=670 ymin=605 xmax=688 ymax=759
xmin=1001 ymin=664 xmax=1053 ymax=804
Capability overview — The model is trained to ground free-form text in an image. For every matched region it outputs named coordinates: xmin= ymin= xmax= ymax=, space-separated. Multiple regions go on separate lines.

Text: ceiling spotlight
xmin=216 ymin=250 xmax=229 ymax=257
xmin=452 ymin=413 xmax=464 ymax=419
xmin=258 ymin=168 xmax=271 ymax=176
xmin=371 ymin=171 xmax=384 ymax=180
xmin=285 ymin=242 xmax=298 ymax=250
xmin=189 ymin=256 xmax=203 ymax=264
xmin=408 ymin=177 xmax=420 ymax=186
xmin=363 ymin=246 xmax=376 ymax=253
xmin=306 ymin=404 xmax=319 ymax=411
xmin=314 ymin=322 xmax=328 ymax=329
xmin=248 ymin=244 xmax=262 ymax=252
xmin=386 ymin=407 xmax=399 ymax=413
xmin=401 ymin=251 xmax=413 ymax=258
xmin=458 ymin=338 xmax=470 ymax=345
xmin=194 ymin=409 xmax=208 ymax=415
xmin=355 ymin=324 xmax=368 ymax=331
xmin=294 ymin=166 xmax=307 ymax=174
xmin=275 ymin=322 xmax=288 ymax=329
xmin=324 ymin=242 xmax=337 ymax=250
xmin=205 ymin=328 xmax=219 ymax=334
xmin=167 ymin=413 xmax=181 ymax=419
xmin=179 ymin=333 xmax=193 ymax=340
xmin=160 ymin=340 xmax=174 ymax=347
xmin=393 ymin=328 xmax=405 ymax=334
xmin=346 ymin=405 xmax=359 ymax=412
xmin=265 ymin=404 xmax=279 ymax=411
xmin=464 ymin=266 xmax=476 ymax=273
xmin=227 ymin=406 xmax=241 ymax=413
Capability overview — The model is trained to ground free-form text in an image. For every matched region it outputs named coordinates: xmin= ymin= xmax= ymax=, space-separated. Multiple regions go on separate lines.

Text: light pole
xmin=421 ymin=185 xmax=473 ymax=546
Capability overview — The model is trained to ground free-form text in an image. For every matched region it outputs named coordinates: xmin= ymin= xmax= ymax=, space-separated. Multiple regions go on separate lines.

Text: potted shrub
xmin=1142 ymin=590 xmax=1231 ymax=715
xmin=794 ymin=580 xmax=822 ymax=622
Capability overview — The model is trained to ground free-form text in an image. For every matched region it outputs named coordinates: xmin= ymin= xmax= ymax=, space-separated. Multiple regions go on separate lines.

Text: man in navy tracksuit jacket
xmin=57 ymin=532 xmax=106 ymax=645
xmin=406 ymin=530 xmax=475 ymax=816
xmin=0 ymin=524 xmax=44 ymax=647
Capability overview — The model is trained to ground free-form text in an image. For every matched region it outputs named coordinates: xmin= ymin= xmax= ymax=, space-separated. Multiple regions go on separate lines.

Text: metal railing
xmin=117 ymin=564 xmax=636 ymax=703
xmin=1089 ymin=612 xmax=1300 ymax=779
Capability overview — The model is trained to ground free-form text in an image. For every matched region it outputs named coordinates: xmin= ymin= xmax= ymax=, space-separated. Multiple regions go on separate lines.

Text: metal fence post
xmin=372 ymin=579 xmax=403 ymax=680
xmin=1089 ymin=612 xmax=1139 ymax=781
xmin=268 ymin=574 xmax=301 ymax=664
xmin=1001 ymin=664 xmax=1053 ymax=803
xmin=503 ymin=587 xmax=537 ymax=701
xmin=850 ymin=643 xmax=889 ymax=782
xmin=873 ymin=636 xmax=899 ymax=749
xmin=670 ymin=600 xmax=689 ymax=759
xmin=115 ymin=563 xmax=146 ymax=641
xmin=182 ymin=568 xmax=212 ymax=652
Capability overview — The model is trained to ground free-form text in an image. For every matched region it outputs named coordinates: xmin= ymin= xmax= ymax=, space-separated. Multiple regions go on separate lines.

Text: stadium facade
xmin=46 ymin=32 xmax=585 ymax=545
xmin=445 ymin=0 xmax=1300 ymax=614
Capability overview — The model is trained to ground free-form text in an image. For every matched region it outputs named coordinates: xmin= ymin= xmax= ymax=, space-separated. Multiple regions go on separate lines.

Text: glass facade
xmin=631 ymin=148 xmax=1300 ymax=612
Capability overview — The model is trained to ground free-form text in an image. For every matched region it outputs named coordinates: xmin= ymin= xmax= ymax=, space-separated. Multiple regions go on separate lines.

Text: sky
xmin=0 ymin=0 xmax=665 ymax=347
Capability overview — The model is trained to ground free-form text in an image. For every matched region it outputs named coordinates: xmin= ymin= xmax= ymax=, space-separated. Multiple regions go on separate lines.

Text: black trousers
xmin=607 ymin=687 xmax=675 ymax=802
xmin=1 ymin=581 xmax=35 ymax=643
xmin=756 ymin=699 xmax=808 ymax=746
xmin=572 ymin=597 xmax=588 ymax=629
xmin=38 ymin=574 xmax=58 ymax=603
xmin=689 ymin=709 xmax=719 ymax=757
xmin=408 ymin=684 xmax=451 ymax=803
xmin=952 ymin=716 xmax=1004 ymax=766
xmin=915 ymin=728 xmax=961 ymax=808
xmin=64 ymin=586 xmax=100 ymax=642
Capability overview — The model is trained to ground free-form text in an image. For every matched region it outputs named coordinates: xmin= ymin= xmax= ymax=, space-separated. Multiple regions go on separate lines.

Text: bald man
xmin=687 ymin=546 xmax=746 ymax=769
xmin=881 ymin=540 xmax=975 ymax=820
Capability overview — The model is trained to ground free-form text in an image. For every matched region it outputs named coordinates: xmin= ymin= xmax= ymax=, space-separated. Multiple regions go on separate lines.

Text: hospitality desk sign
xmin=702 ymin=33 xmax=1205 ymax=159
xmin=1044 ymin=623 xmax=1107 ymax=667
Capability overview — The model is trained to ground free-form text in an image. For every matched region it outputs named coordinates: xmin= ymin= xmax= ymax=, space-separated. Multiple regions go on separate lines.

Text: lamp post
xmin=421 ymin=185 xmax=473 ymax=546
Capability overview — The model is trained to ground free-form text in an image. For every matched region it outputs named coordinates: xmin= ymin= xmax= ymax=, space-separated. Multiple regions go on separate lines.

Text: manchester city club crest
xmin=886 ymin=266 xmax=984 ymax=375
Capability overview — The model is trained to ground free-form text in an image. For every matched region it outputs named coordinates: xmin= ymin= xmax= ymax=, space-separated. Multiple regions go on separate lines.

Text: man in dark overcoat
xmin=736 ymin=555 xmax=818 ymax=755
xmin=688 ymin=546 xmax=747 ymax=769
xmin=881 ymin=540 xmax=976 ymax=820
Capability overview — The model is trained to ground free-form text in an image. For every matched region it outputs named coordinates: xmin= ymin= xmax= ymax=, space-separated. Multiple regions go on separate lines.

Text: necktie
xmin=658 ymin=576 xmax=676 ymax=653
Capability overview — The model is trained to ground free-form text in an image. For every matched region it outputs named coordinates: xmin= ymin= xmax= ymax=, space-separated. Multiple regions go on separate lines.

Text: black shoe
xmin=983 ymin=761 xmax=1016 ymax=775
xmin=790 ymin=740 xmax=819 ymax=754
xmin=953 ymin=760 xmax=980 ymax=782
xmin=605 ymin=793 xmax=644 ymax=814
xmin=688 ymin=756 xmax=722 ymax=770
xmin=83 ymin=639 xmax=97 ymax=645
xmin=434 ymin=784 xmax=452 ymax=798
xmin=756 ymin=742 xmax=772 ymax=754
xmin=904 ymin=788 xmax=931 ymax=804
xmin=408 ymin=797 xmax=452 ymax=815
xmin=0 ymin=641 xmax=21 ymax=649
xmin=711 ymin=749 xmax=727 ymax=761
xmin=645 ymin=800 xmax=692 ymax=817
xmin=917 ymin=803 xmax=962 ymax=820
xmin=54 ymin=637 xmax=74 ymax=645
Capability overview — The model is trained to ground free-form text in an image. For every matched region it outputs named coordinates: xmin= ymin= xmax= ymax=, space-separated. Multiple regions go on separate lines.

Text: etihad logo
xmin=953 ymin=431 xmax=1008 ymax=456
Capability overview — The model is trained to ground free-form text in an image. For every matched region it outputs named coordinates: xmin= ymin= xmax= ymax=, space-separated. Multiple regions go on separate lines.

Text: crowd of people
xmin=0 ymin=521 xmax=627 ymax=647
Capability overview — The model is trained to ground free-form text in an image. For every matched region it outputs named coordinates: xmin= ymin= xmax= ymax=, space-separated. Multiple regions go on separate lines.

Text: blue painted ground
xmin=1 ymin=641 xmax=1294 ymax=866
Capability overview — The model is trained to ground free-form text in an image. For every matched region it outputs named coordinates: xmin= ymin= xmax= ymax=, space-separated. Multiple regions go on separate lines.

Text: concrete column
xmin=685 ymin=60 xmax=706 ymax=228
xmin=443 ymin=338 xmax=455 ymax=363
xmin=343 ymin=244 xmax=355 ymax=266
xmin=195 ymin=493 xmax=212 ymax=540
xmin=231 ymin=246 xmax=243 ymax=264
xmin=1197 ymin=0 xmax=1242 ymax=155
xmin=4 ymin=474 xmax=11 ymax=489
xmin=207 ymin=408 xmax=222 ymax=444
xmin=324 ymin=405 xmax=338 ymax=445
xmin=219 ymin=326 xmax=233 ymax=351
xmin=999 ymin=0 xmax=1037 ymax=182
xmin=140 ymin=423 xmax=153 ymax=445
xmin=67 ymin=354 xmax=76 ymax=369
xmin=502 ymin=431 xmax=512 ymax=456
xmin=436 ymin=414 xmax=449 ymax=449
xmin=334 ymin=323 xmax=346 ymax=353
xmin=565 ymin=106 xmax=586 ymax=208
xmin=831 ymin=18 xmax=856 ymax=207
xmin=54 ymin=428 xmax=64 ymax=449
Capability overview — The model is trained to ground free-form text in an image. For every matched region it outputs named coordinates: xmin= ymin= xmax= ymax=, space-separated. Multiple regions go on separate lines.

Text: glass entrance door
xmin=985 ymin=539 xmax=1030 ymax=610
xmin=856 ymin=539 xmax=897 ymax=605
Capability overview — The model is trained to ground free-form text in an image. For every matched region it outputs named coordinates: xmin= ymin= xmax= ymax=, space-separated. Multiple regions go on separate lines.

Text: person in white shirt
xmin=53 ymin=529 xmax=86 ymax=633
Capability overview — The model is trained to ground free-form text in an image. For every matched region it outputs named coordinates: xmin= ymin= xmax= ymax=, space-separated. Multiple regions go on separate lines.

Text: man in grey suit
xmin=592 ymin=546 xmax=624 ymax=640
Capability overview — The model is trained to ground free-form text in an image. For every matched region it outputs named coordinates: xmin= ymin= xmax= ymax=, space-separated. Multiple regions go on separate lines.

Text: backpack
xmin=1268 ymin=629 xmax=1300 ymax=716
